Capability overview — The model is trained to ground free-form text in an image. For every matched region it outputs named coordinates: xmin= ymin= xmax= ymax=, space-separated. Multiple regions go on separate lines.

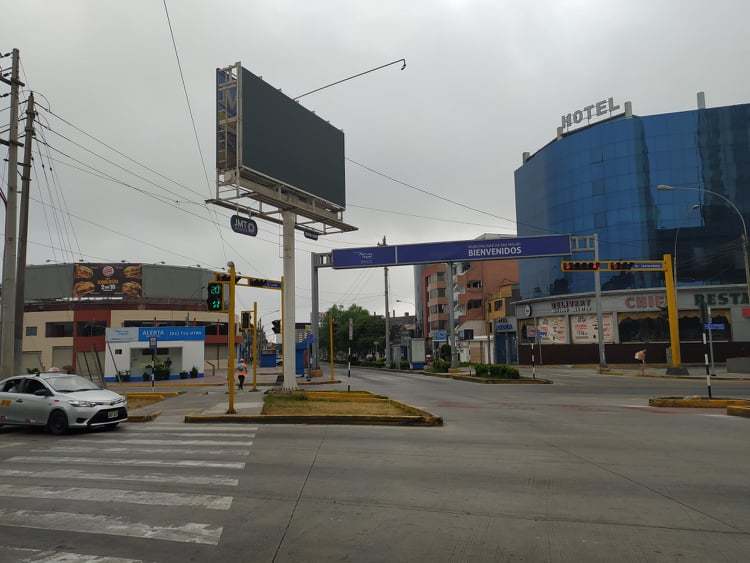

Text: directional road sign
xmin=705 ymin=323 xmax=725 ymax=331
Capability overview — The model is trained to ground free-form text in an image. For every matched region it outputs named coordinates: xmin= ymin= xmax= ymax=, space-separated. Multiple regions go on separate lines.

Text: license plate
xmin=107 ymin=410 xmax=119 ymax=419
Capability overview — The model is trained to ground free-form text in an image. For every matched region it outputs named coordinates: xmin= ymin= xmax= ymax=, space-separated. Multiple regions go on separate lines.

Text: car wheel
xmin=47 ymin=410 xmax=69 ymax=436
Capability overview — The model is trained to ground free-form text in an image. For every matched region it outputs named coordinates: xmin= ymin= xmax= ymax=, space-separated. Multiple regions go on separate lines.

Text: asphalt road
xmin=1 ymin=367 xmax=749 ymax=562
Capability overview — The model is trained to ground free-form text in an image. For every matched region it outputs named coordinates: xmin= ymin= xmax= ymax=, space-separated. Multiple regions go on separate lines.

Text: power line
xmin=36 ymin=105 xmax=208 ymax=200
xmin=346 ymin=157 xmax=519 ymax=228
xmin=347 ymin=203 xmax=515 ymax=232
xmin=161 ymin=0 xmax=228 ymax=264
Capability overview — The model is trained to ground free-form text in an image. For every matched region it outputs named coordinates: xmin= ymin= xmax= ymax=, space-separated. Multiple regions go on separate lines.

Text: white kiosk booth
xmin=104 ymin=326 xmax=205 ymax=382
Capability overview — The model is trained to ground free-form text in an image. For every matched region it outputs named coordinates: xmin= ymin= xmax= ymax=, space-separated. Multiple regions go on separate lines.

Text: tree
xmin=319 ymin=304 xmax=386 ymax=360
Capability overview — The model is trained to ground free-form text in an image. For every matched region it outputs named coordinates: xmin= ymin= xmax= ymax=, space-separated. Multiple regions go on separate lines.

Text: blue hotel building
xmin=513 ymin=95 xmax=750 ymax=363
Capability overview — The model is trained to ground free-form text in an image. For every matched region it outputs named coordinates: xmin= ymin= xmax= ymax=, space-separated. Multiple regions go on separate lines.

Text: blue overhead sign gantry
xmin=331 ymin=234 xmax=571 ymax=269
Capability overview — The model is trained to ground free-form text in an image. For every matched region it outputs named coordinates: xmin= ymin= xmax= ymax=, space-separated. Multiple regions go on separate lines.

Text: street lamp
xmin=657 ymin=184 xmax=750 ymax=300
xmin=673 ymin=204 xmax=701 ymax=286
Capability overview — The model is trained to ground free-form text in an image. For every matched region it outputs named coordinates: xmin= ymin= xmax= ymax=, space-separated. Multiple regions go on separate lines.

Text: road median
xmin=185 ymin=390 xmax=442 ymax=426
xmin=648 ymin=396 xmax=750 ymax=408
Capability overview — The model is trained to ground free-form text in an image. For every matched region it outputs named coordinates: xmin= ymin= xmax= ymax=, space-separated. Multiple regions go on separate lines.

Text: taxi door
xmin=0 ymin=377 xmax=25 ymax=424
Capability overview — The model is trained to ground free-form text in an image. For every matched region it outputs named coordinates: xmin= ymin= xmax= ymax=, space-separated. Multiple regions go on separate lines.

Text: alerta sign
xmin=561 ymin=98 xmax=621 ymax=129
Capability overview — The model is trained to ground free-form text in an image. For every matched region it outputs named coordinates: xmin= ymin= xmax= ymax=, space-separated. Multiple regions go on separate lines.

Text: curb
xmin=184 ymin=413 xmax=442 ymax=426
xmin=420 ymin=371 xmax=551 ymax=384
xmin=648 ymin=397 xmax=750 ymax=408
xmin=127 ymin=411 xmax=161 ymax=423
xmin=126 ymin=392 xmax=182 ymax=399
xmin=727 ymin=405 xmax=750 ymax=418
xmin=299 ymin=379 xmax=343 ymax=386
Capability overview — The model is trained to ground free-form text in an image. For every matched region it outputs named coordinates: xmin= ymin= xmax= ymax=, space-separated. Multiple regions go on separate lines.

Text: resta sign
xmin=561 ymin=97 xmax=621 ymax=129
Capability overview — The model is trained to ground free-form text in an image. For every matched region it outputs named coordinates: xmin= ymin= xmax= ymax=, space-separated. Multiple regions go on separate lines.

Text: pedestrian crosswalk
xmin=0 ymin=422 xmax=258 ymax=559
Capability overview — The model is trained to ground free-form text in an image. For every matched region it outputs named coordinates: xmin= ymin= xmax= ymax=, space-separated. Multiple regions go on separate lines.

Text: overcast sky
xmin=2 ymin=0 xmax=750 ymax=329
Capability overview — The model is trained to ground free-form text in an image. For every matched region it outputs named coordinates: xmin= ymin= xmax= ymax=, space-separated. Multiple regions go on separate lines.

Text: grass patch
xmin=263 ymin=391 xmax=408 ymax=416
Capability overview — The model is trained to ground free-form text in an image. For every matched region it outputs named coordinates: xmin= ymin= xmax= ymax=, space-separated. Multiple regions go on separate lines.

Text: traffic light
xmin=561 ymin=261 xmax=600 ymax=272
xmin=215 ymin=273 xmax=231 ymax=282
xmin=608 ymin=261 xmax=635 ymax=271
xmin=241 ymin=311 xmax=251 ymax=330
xmin=207 ymin=282 xmax=224 ymax=311
xmin=272 ymin=319 xmax=281 ymax=334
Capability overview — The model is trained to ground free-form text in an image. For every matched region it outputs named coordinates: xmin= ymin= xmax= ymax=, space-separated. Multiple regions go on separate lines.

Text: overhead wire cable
xmin=161 ymin=0 xmax=228 ymax=263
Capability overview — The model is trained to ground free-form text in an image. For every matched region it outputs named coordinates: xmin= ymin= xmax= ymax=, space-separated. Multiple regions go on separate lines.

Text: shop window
xmin=115 ymin=349 xmax=123 ymax=355
xmin=462 ymin=329 xmax=474 ymax=340
xmin=45 ymin=322 xmax=73 ymax=338
xmin=494 ymin=299 xmax=503 ymax=311
xmin=467 ymin=299 xmax=483 ymax=310
xmin=76 ymin=320 xmax=107 ymax=337
xmin=25 ymin=326 xmax=37 ymax=337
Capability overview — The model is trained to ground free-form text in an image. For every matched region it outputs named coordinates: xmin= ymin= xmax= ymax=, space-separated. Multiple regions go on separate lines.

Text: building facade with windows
xmin=514 ymin=95 xmax=750 ymax=363
xmin=18 ymin=263 xmax=238 ymax=379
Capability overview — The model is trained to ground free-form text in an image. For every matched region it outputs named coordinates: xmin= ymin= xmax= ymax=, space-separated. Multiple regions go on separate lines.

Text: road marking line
xmin=0 ymin=441 xmax=25 ymax=449
xmin=65 ymin=438 xmax=253 ymax=447
xmin=7 ymin=456 xmax=245 ymax=470
xmin=0 ymin=508 xmax=223 ymax=545
xmin=127 ymin=425 xmax=258 ymax=432
xmin=0 ymin=484 xmax=232 ymax=510
xmin=0 ymin=545 xmax=145 ymax=562
xmin=121 ymin=431 xmax=256 ymax=438
xmin=0 ymin=468 xmax=238 ymax=487
xmin=36 ymin=446 xmax=251 ymax=457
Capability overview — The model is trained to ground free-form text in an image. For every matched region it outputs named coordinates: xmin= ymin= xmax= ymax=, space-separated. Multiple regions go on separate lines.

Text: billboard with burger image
xmin=73 ymin=263 xmax=143 ymax=299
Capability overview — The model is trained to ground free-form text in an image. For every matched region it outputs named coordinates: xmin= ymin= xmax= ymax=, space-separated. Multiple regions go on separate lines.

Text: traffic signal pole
xmin=592 ymin=234 xmax=607 ymax=370
xmin=251 ymin=301 xmax=258 ymax=392
xmin=227 ymin=262 xmax=237 ymax=414
xmin=662 ymin=254 xmax=687 ymax=374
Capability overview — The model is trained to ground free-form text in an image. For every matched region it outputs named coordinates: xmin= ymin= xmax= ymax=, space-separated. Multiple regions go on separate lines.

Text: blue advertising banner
xmin=331 ymin=235 xmax=571 ymax=269
xmin=332 ymin=245 xmax=397 ymax=268
xmin=138 ymin=326 xmax=205 ymax=342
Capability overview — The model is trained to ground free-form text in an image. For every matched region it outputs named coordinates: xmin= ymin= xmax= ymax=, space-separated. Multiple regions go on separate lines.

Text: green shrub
xmin=400 ymin=360 xmax=410 ymax=369
xmin=430 ymin=359 xmax=450 ymax=373
xmin=474 ymin=364 xmax=520 ymax=379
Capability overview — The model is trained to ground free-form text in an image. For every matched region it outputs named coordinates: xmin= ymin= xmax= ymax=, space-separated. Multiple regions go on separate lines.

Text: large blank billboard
xmin=240 ymin=67 xmax=345 ymax=209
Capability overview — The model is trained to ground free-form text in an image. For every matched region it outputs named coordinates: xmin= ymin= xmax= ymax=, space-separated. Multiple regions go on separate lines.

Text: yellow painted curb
xmin=649 ymin=397 xmax=750 ymax=408
xmin=727 ymin=405 xmax=750 ymax=418
xmin=126 ymin=392 xmax=180 ymax=399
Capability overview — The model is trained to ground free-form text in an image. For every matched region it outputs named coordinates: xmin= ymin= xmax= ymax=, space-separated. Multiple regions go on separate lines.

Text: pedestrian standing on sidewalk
xmin=237 ymin=359 xmax=247 ymax=390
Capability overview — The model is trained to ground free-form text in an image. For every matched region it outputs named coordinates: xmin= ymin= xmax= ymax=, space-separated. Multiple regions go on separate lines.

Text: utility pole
xmin=380 ymin=236 xmax=391 ymax=369
xmin=251 ymin=301 xmax=258 ymax=392
xmin=447 ymin=262 xmax=458 ymax=368
xmin=14 ymin=92 xmax=34 ymax=373
xmin=0 ymin=48 xmax=21 ymax=376
xmin=281 ymin=210 xmax=297 ymax=390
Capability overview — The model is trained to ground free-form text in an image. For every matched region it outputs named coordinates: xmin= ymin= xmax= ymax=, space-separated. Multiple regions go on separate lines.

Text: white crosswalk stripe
xmin=1 ymin=545 xmax=146 ymax=562
xmin=120 ymin=431 xmax=255 ymax=438
xmin=125 ymin=424 xmax=258 ymax=432
xmin=36 ymin=445 xmax=252 ymax=457
xmin=0 ymin=484 xmax=233 ymax=510
xmin=66 ymin=438 xmax=253 ymax=446
xmin=0 ymin=422 xmax=259 ymax=554
xmin=0 ymin=467 xmax=239 ymax=486
xmin=7 ymin=455 xmax=245 ymax=469
xmin=0 ymin=508 xmax=223 ymax=545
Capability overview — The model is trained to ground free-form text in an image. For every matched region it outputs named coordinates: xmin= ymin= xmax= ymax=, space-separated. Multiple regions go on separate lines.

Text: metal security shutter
xmin=21 ymin=351 xmax=43 ymax=372
xmin=51 ymin=346 xmax=73 ymax=370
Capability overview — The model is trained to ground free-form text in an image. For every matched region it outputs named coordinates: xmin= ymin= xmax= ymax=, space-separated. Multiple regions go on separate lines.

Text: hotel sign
xmin=561 ymin=97 xmax=621 ymax=130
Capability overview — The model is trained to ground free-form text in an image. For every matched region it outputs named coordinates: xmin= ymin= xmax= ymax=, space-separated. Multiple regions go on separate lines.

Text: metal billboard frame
xmin=211 ymin=62 xmax=356 ymax=237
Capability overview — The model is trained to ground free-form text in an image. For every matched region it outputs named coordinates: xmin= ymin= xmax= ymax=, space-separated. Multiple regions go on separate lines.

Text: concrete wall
xmin=22 ymin=310 xmax=74 ymax=370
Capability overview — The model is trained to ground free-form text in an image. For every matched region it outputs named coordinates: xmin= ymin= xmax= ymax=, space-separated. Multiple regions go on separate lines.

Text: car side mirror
xmin=34 ymin=389 xmax=51 ymax=397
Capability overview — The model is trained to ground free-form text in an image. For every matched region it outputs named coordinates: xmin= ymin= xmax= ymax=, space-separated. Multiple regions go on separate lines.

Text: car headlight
xmin=68 ymin=400 xmax=97 ymax=408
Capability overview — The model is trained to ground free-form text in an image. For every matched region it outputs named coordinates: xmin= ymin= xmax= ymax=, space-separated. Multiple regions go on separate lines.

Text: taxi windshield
xmin=44 ymin=375 xmax=100 ymax=392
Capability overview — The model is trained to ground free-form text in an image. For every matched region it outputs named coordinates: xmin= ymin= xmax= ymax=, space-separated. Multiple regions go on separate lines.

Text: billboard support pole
xmin=310 ymin=253 xmax=320 ymax=371
xmin=282 ymin=211 xmax=298 ymax=390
